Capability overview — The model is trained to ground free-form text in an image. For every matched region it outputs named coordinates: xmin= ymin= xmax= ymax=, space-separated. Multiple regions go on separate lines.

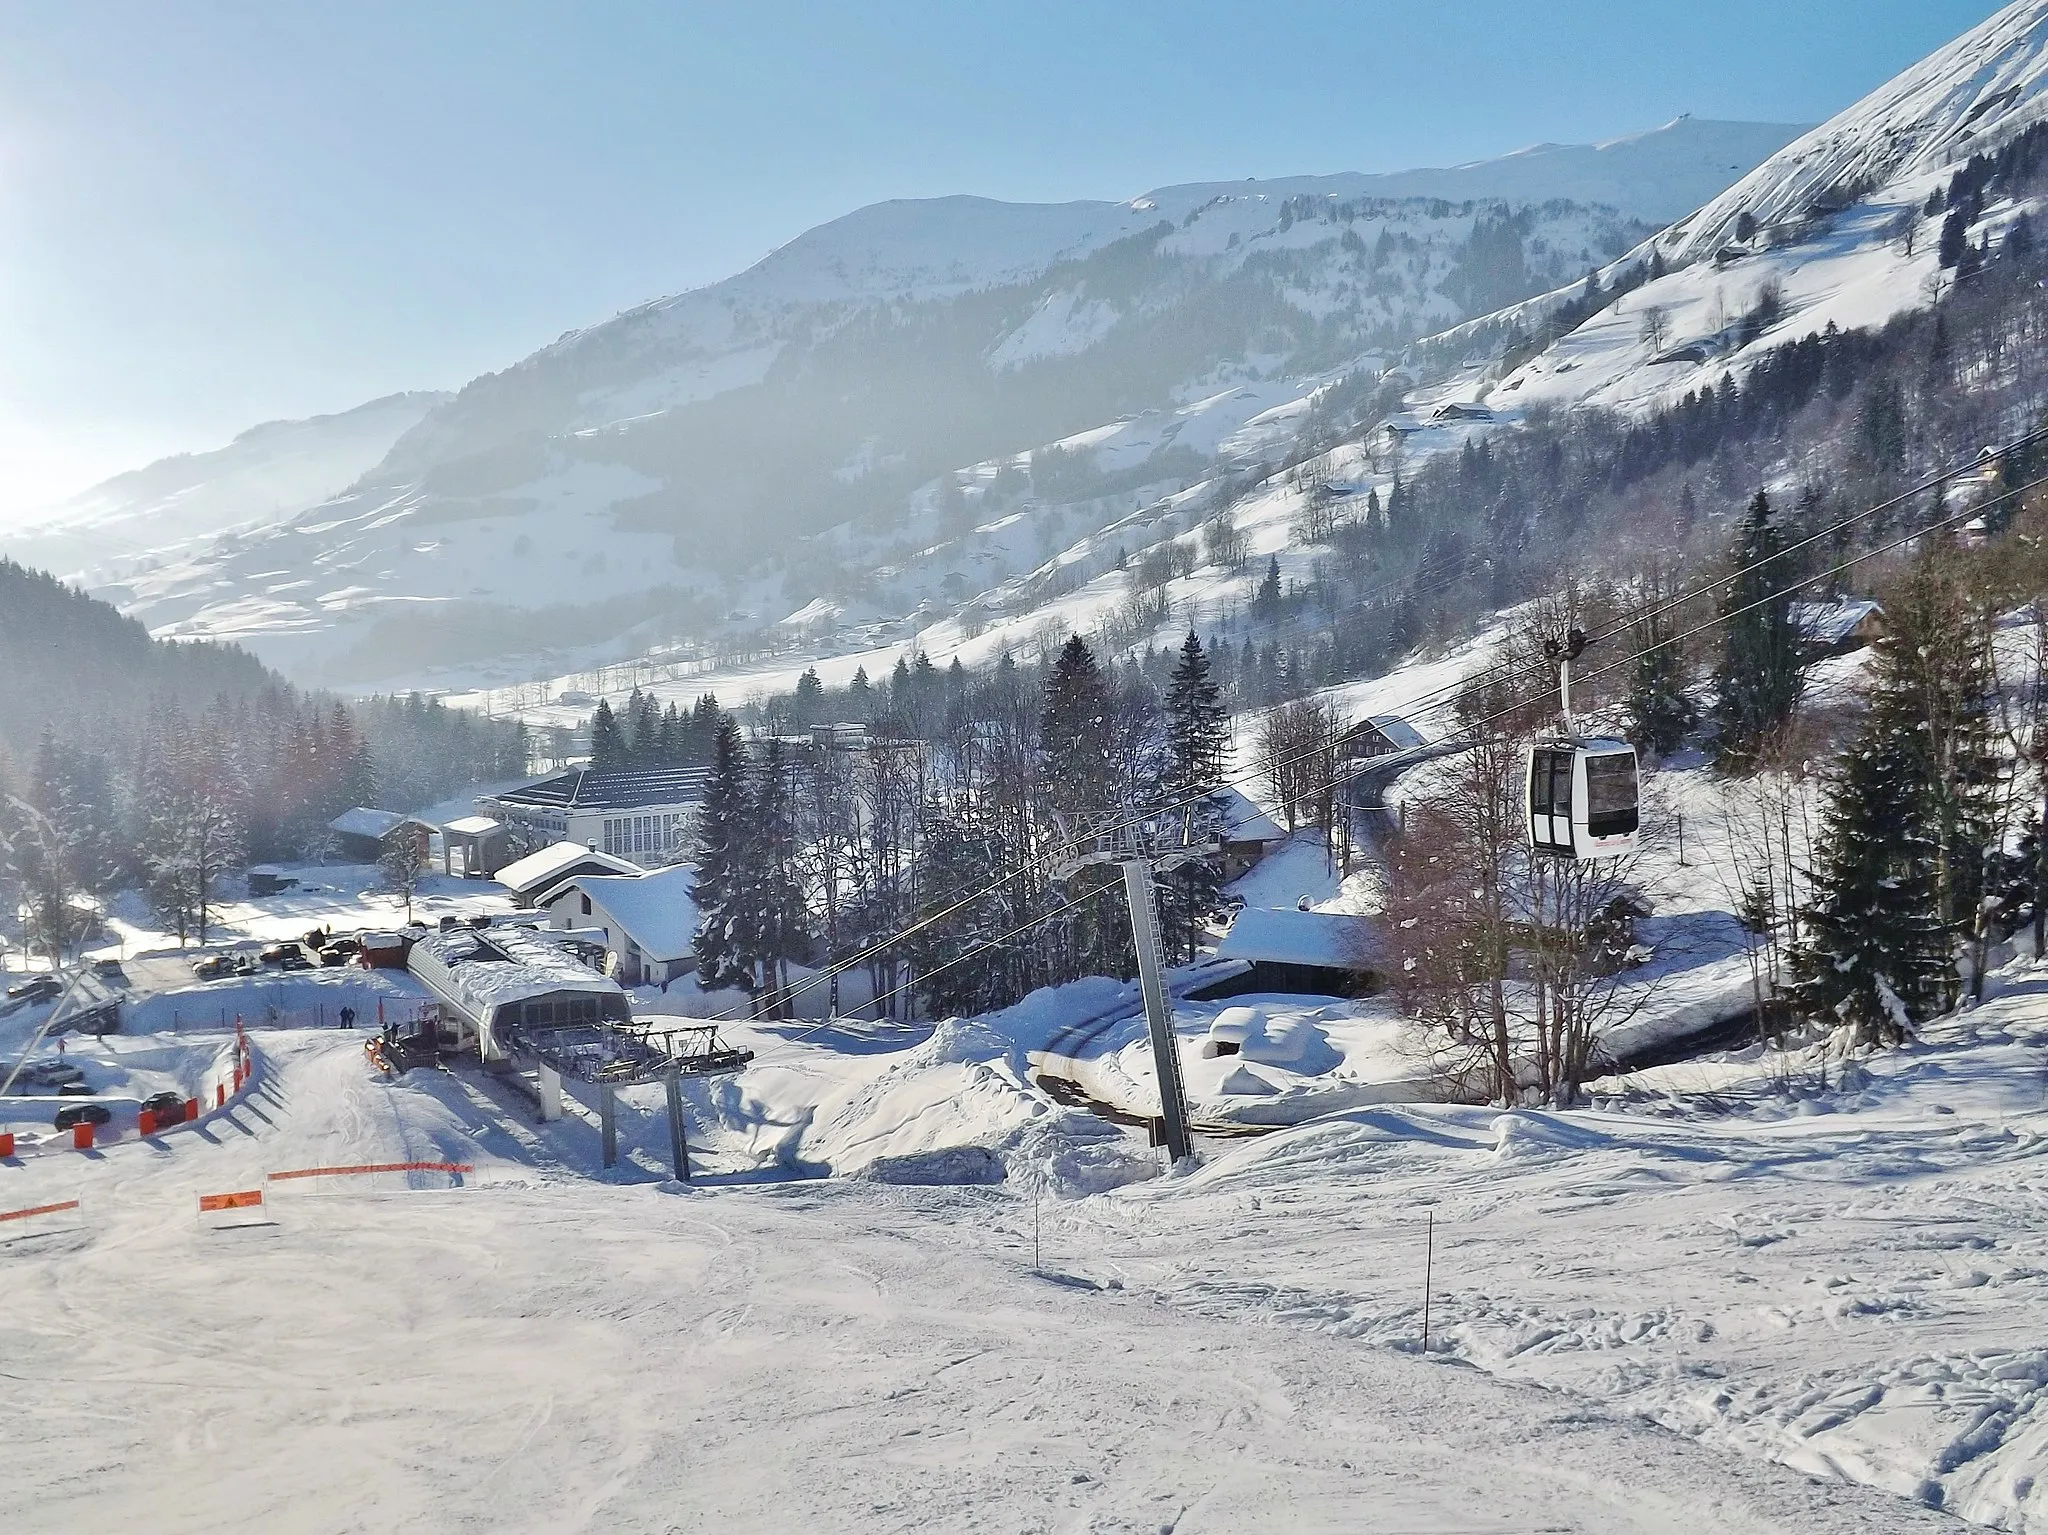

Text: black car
xmin=5 ymin=975 xmax=61 ymax=1004
xmin=142 ymin=1090 xmax=186 ymax=1124
xmin=278 ymin=951 xmax=315 ymax=972
xmin=53 ymin=1102 xmax=111 ymax=1131
xmin=90 ymin=957 xmax=127 ymax=983
xmin=259 ymin=942 xmax=302 ymax=965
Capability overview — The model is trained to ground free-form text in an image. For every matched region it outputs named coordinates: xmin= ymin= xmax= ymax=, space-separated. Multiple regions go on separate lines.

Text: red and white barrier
xmin=196 ymin=1186 xmax=273 ymax=1230
xmin=0 ymin=1195 xmax=85 ymax=1241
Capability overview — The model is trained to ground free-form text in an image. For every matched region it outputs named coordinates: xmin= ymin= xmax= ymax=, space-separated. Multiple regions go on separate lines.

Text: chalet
xmin=1217 ymin=786 xmax=1289 ymax=881
xmin=1790 ymin=598 xmax=1885 ymax=658
xmin=1430 ymin=401 xmax=1494 ymax=424
xmin=536 ymin=863 xmax=698 ymax=987
xmin=496 ymin=841 xmax=641 ymax=909
xmin=480 ymin=766 xmax=710 ymax=867
xmin=1211 ymin=907 xmax=1386 ymax=998
xmin=328 ymin=808 xmax=435 ymax=865
xmin=1339 ymin=714 xmax=1428 ymax=762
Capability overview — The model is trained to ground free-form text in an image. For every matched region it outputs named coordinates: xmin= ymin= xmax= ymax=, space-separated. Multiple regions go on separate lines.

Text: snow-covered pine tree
xmin=1711 ymin=490 xmax=1803 ymax=769
xmin=1626 ymin=597 xmax=1696 ymax=757
xmin=690 ymin=715 xmax=750 ymax=994
xmin=1157 ymin=631 xmax=1231 ymax=960
xmin=589 ymin=699 xmax=627 ymax=772
xmin=745 ymin=737 xmax=812 ymax=1017
xmin=1040 ymin=635 xmax=1115 ymax=817
xmin=1792 ymin=716 xmax=1948 ymax=1045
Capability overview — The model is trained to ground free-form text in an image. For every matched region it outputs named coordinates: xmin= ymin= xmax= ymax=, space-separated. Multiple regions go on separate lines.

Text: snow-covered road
xmin=3 ymin=1006 xmax=2040 ymax=1531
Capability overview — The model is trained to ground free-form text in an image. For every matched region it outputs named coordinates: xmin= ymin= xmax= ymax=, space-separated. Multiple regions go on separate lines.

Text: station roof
xmin=490 ymin=767 xmax=710 ymax=812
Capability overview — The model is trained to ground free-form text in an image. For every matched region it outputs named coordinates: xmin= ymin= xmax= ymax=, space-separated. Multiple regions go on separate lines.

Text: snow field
xmin=0 ymin=1022 xmax=1983 ymax=1533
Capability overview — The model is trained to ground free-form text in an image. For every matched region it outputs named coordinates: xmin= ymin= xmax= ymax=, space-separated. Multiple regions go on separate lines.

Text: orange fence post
xmin=0 ymin=1132 xmax=14 ymax=1158
xmin=72 ymin=1122 xmax=93 ymax=1151
xmin=138 ymin=1109 xmax=156 ymax=1136
xmin=215 ymin=1083 xmax=225 ymax=1110
xmin=184 ymin=1097 xmax=199 ymax=1122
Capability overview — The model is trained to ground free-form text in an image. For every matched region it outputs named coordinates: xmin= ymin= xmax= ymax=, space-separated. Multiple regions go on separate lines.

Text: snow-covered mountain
xmin=1463 ymin=0 xmax=2048 ymax=423
xmin=84 ymin=118 xmax=1806 ymax=687
xmin=1 ymin=391 xmax=449 ymax=587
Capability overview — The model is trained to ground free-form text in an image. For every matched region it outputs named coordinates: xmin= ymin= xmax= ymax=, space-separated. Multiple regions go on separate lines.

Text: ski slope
xmin=5 ymin=1013 xmax=2029 ymax=1533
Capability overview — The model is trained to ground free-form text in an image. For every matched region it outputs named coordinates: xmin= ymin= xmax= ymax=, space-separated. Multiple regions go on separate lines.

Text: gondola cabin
xmin=1526 ymin=739 xmax=1640 ymax=860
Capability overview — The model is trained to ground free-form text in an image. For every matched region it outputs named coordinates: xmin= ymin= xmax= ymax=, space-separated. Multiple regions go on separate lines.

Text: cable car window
xmin=1548 ymin=755 xmax=1573 ymax=813
xmin=1585 ymin=754 xmax=1639 ymax=837
xmin=1529 ymin=749 xmax=1555 ymax=815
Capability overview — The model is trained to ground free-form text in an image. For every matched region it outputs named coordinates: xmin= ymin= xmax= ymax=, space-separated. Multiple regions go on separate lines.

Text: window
xmin=580 ymin=894 xmax=592 ymax=916
xmin=1585 ymin=753 xmax=1639 ymax=838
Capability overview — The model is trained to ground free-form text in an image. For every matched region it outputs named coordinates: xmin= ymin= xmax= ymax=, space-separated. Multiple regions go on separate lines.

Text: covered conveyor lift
xmin=498 ymin=1017 xmax=753 ymax=1179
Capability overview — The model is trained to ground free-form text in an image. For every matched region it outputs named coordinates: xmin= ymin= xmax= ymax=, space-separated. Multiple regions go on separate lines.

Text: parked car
xmin=5 ymin=975 xmax=61 ymax=1005
xmin=52 ymin=1102 xmax=111 ymax=1131
xmin=90 ymin=957 xmax=126 ymax=982
xmin=191 ymin=955 xmax=233 ymax=980
xmin=277 ymin=951 xmax=315 ymax=972
xmin=142 ymin=1090 xmax=186 ymax=1124
xmin=13 ymin=1059 xmax=85 ymax=1089
xmin=259 ymin=942 xmax=301 ymax=965
xmin=233 ymin=954 xmax=261 ymax=976
xmin=56 ymin=1081 xmax=94 ymax=1096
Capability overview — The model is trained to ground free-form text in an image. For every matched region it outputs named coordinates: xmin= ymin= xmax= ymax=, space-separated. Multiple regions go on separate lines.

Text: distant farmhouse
xmin=327 ymin=808 xmax=435 ymax=865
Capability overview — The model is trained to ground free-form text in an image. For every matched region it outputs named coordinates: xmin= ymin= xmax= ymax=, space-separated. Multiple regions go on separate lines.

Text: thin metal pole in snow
xmin=600 ymin=1084 xmax=618 ymax=1170
xmin=1033 ymin=1182 xmax=1041 ymax=1274
xmin=1121 ymin=858 xmax=1192 ymax=1165
xmin=1422 ymin=1211 xmax=1435 ymax=1354
xmin=664 ymin=1072 xmax=690 ymax=1182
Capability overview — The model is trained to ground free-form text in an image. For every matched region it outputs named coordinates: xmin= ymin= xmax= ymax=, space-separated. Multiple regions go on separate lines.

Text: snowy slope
xmin=0 ymin=392 xmax=448 ymax=586
xmin=1350 ymin=1 xmax=2048 ymax=439
xmin=1667 ymin=0 xmax=2048 ymax=265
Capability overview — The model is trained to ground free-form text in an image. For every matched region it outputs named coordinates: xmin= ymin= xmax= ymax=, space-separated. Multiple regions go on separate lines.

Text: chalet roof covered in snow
xmin=539 ymin=864 xmax=700 ymax=964
xmin=329 ymin=807 xmax=428 ymax=841
xmin=493 ymin=767 xmax=711 ymax=812
xmin=1218 ymin=786 xmax=1287 ymax=845
xmin=1213 ymin=907 xmax=1385 ymax=972
xmin=442 ymin=815 xmax=503 ymax=837
xmin=1791 ymin=598 xmax=1883 ymax=647
xmin=496 ymin=840 xmax=640 ymax=900
xmin=1366 ymin=715 xmax=1429 ymax=751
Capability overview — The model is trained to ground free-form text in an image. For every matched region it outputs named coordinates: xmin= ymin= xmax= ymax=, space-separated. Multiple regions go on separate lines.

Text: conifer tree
xmin=690 ymin=716 xmax=750 ymax=993
xmin=1793 ymin=716 xmax=1948 ymax=1044
xmin=794 ymin=667 xmax=824 ymax=724
xmin=1157 ymin=631 xmax=1231 ymax=959
xmin=1711 ymin=490 xmax=1803 ymax=769
xmin=590 ymin=699 xmax=626 ymax=772
xmin=1040 ymin=635 xmax=1115 ymax=816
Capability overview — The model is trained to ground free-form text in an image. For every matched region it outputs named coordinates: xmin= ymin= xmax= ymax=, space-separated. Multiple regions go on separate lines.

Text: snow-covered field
xmin=5 ymin=945 xmax=2044 ymax=1530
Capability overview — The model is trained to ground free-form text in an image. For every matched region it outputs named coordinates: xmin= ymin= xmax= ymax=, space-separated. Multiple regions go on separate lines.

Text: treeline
xmin=686 ymin=632 xmax=1232 ymax=1020
xmin=0 ymin=561 xmax=527 ymax=957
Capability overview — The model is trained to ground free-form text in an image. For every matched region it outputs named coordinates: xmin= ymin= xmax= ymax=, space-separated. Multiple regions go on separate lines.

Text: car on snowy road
xmin=191 ymin=955 xmax=233 ymax=980
xmin=51 ymin=1102 xmax=111 ymax=1131
xmin=3 ymin=975 xmax=62 ymax=1012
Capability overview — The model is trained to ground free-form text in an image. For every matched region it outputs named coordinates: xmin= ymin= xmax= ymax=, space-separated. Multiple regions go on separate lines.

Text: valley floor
xmin=5 ymin=959 xmax=2047 ymax=1531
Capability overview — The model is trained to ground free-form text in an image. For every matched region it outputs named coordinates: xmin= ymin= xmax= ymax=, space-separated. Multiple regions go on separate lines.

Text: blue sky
xmin=0 ymin=0 xmax=2004 ymax=516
